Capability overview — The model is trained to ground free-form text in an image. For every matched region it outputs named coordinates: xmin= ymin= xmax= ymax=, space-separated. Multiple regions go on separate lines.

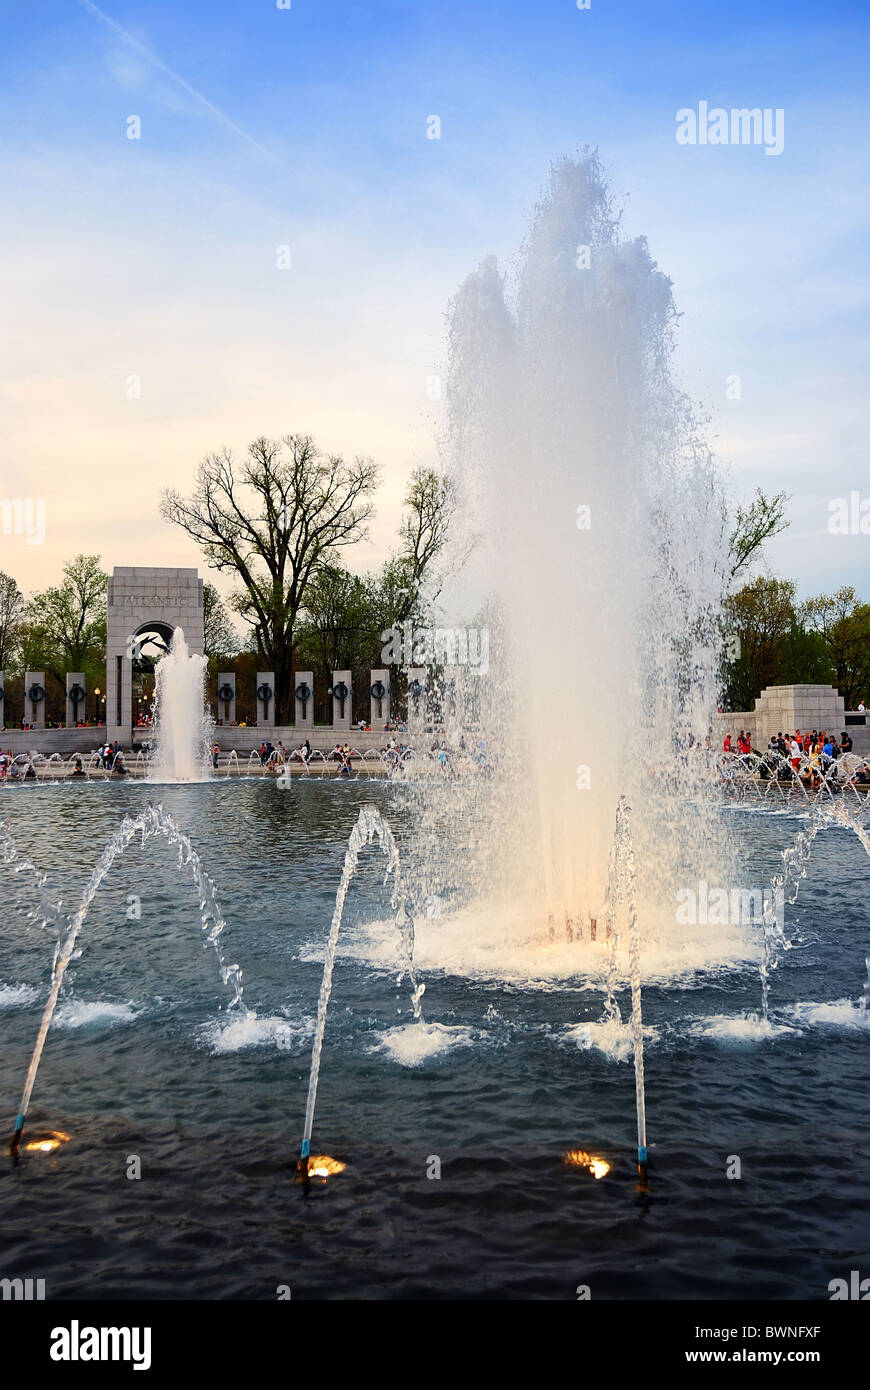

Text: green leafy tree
xmin=294 ymin=565 xmax=378 ymax=693
xmin=777 ymin=618 xmax=834 ymax=687
xmin=21 ymin=555 xmax=108 ymax=702
xmin=802 ymin=587 xmax=870 ymax=708
xmin=203 ymin=583 xmax=240 ymax=664
xmin=0 ymin=570 xmax=24 ymax=671
xmin=722 ymin=576 xmax=797 ymax=709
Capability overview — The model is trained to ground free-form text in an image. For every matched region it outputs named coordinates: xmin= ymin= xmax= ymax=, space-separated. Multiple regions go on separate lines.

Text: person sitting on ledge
xmin=71 ymin=757 xmax=85 ymax=778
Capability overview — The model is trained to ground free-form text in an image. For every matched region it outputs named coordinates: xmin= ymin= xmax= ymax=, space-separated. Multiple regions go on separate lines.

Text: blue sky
xmin=1 ymin=0 xmax=868 ymax=597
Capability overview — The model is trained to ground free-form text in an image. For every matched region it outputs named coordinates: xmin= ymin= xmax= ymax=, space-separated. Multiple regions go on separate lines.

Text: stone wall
xmin=204 ymin=727 xmax=409 ymax=755
xmin=0 ymin=725 xmax=416 ymax=758
xmin=0 ymin=728 xmax=111 ymax=756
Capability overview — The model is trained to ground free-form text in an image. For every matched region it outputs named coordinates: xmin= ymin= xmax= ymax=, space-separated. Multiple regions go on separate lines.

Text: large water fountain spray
xmin=149 ymin=627 xmax=213 ymax=782
xmin=418 ymin=152 xmax=734 ymax=965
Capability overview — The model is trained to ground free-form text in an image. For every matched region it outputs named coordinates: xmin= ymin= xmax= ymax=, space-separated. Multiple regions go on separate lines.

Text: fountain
xmin=614 ymin=797 xmax=648 ymax=1183
xmin=5 ymin=797 xmax=428 ymax=1168
xmin=408 ymin=151 xmax=735 ymax=969
xmin=716 ymin=747 xmax=870 ymax=804
xmin=9 ymin=805 xmax=245 ymax=1155
xmin=148 ymin=628 xmax=213 ymax=783
xmin=3 ymin=154 xmax=869 ymax=1307
xmin=298 ymin=804 xmax=424 ymax=1175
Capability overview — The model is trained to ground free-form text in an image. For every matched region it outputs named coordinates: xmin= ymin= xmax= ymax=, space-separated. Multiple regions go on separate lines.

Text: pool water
xmin=1 ymin=780 xmax=868 ymax=1299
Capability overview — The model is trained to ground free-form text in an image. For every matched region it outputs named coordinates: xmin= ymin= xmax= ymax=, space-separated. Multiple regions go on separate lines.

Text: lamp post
xmin=94 ymin=687 xmax=101 ymax=726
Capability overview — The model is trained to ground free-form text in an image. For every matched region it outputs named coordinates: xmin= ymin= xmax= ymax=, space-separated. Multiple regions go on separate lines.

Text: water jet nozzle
xmin=296 ymin=1137 xmax=310 ymax=1181
xmin=637 ymin=1144 xmax=649 ymax=1188
xmin=10 ymin=1113 xmax=25 ymax=1157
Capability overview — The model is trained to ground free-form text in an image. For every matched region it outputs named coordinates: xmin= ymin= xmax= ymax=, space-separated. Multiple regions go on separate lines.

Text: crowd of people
xmin=722 ymin=727 xmax=870 ymax=790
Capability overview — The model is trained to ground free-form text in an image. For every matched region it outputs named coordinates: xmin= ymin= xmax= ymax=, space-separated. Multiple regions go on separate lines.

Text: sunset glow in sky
xmin=2 ymin=0 xmax=867 ymax=599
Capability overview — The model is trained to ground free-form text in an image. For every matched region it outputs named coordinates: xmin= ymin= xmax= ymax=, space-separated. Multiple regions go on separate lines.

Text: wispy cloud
xmin=76 ymin=0 xmax=281 ymax=165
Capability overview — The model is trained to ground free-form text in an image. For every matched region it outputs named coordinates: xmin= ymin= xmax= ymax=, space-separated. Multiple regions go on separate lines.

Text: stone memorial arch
xmin=106 ymin=567 xmax=204 ymax=741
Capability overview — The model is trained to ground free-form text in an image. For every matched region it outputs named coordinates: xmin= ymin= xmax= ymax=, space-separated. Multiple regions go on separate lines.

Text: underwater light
xmin=308 ymin=1155 xmax=346 ymax=1178
xmin=296 ymin=1153 xmax=347 ymax=1182
xmin=23 ymin=1130 xmax=70 ymax=1155
xmin=564 ymin=1149 xmax=610 ymax=1180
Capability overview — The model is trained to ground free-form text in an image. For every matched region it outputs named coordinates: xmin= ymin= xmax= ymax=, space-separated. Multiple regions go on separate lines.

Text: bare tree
xmin=160 ymin=435 xmax=379 ymax=721
xmin=396 ymin=468 xmax=457 ymax=612
xmin=370 ymin=467 xmax=464 ymax=634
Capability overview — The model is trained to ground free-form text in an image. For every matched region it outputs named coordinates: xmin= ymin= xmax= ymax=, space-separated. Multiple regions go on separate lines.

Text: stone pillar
xmin=256 ymin=672 xmax=275 ymax=727
xmin=106 ymin=566 xmax=205 ymax=745
xmin=216 ymin=672 xmax=236 ymax=725
xmin=0 ymin=672 xmax=5 ymax=730
xmin=406 ymin=666 xmax=427 ymax=736
xmin=24 ymin=671 xmax=46 ymax=728
xmin=66 ymin=673 xmax=86 ymax=727
xmin=752 ymin=684 xmax=846 ymax=747
xmin=331 ymin=669 xmax=352 ymax=729
xmin=294 ymin=671 xmax=314 ymax=728
xmin=106 ymin=649 xmax=131 ymax=741
xmin=369 ymin=669 xmax=390 ymax=728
